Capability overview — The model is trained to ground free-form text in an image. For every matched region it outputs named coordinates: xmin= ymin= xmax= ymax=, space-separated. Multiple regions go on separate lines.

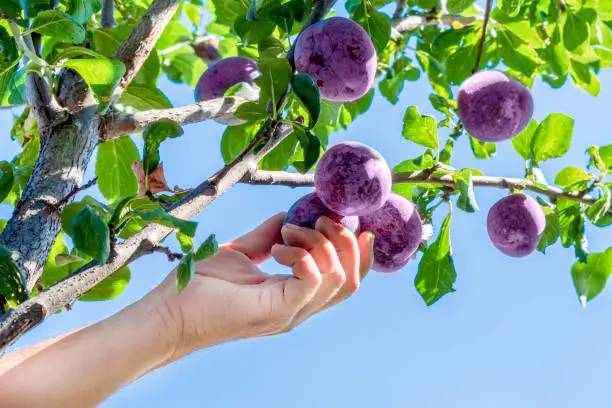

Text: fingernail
xmin=368 ymin=233 xmax=375 ymax=251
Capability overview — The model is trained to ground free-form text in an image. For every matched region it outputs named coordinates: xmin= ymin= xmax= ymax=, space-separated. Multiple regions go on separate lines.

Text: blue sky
xmin=2 ymin=53 xmax=612 ymax=408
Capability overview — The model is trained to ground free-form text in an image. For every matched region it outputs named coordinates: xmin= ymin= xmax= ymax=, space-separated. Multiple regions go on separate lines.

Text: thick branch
xmin=0 ymin=124 xmax=294 ymax=351
xmin=391 ymin=14 xmax=477 ymax=34
xmin=241 ymin=170 xmax=604 ymax=208
xmin=99 ymin=97 xmax=245 ymax=142
xmin=109 ymin=0 xmax=180 ymax=105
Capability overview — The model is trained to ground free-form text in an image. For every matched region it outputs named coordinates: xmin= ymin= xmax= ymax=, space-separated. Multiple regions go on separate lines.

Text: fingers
xmin=221 ymin=212 xmax=285 ymax=264
xmin=357 ymin=231 xmax=375 ymax=281
xmin=271 ymin=245 xmax=322 ymax=310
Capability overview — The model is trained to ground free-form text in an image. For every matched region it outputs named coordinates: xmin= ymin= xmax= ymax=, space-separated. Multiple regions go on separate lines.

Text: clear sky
xmin=2 ymin=55 xmax=612 ymax=408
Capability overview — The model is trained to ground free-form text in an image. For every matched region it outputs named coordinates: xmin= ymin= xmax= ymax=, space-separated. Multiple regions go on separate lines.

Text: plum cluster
xmin=193 ymin=17 xmax=547 ymax=262
xmin=284 ymin=142 xmax=424 ymax=273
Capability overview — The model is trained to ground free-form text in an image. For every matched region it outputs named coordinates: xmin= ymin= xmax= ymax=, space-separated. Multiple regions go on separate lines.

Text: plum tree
xmin=359 ymin=193 xmax=423 ymax=272
xmin=0 ymin=0 xmax=610 ymax=353
xmin=293 ymin=17 xmax=377 ymax=102
xmin=283 ymin=192 xmax=359 ymax=234
xmin=314 ymin=142 xmax=392 ymax=216
xmin=457 ymin=70 xmax=534 ymax=142
xmin=194 ymin=57 xmax=260 ymax=101
xmin=487 ymin=194 xmax=546 ymax=257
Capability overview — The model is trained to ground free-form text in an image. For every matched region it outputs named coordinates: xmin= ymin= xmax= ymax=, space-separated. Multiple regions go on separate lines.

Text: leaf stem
xmin=472 ymin=0 xmax=493 ymax=74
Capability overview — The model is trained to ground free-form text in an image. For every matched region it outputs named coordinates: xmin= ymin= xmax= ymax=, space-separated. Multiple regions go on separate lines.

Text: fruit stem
xmin=472 ymin=0 xmax=493 ymax=74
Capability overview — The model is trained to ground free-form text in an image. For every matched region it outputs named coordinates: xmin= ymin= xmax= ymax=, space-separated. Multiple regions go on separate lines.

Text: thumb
xmin=221 ymin=212 xmax=286 ymax=264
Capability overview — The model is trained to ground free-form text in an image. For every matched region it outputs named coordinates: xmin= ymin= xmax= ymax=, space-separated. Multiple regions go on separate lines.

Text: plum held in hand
xmin=194 ymin=57 xmax=260 ymax=101
xmin=315 ymin=142 xmax=392 ymax=216
xmin=283 ymin=192 xmax=359 ymax=233
xmin=458 ymin=70 xmax=534 ymax=142
xmin=487 ymin=194 xmax=546 ymax=257
xmin=359 ymin=193 xmax=423 ymax=273
xmin=293 ymin=17 xmax=377 ymax=102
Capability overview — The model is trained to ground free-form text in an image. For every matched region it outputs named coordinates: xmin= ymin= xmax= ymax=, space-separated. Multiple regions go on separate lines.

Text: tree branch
xmin=240 ymin=170 xmax=604 ymax=208
xmin=391 ymin=14 xmax=477 ymax=35
xmin=109 ymin=0 xmax=180 ymax=105
xmin=0 ymin=0 xmax=336 ymax=351
xmin=101 ymin=0 xmax=115 ymax=29
xmin=0 ymin=123 xmax=295 ymax=351
xmin=99 ymin=96 xmax=246 ymax=142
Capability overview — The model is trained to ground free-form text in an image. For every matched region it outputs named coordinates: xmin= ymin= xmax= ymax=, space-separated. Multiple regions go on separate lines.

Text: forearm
xmin=0 ymin=292 xmax=178 ymax=408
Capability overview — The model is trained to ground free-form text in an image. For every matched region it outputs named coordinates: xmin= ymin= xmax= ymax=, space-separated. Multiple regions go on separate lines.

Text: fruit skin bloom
xmin=359 ymin=193 xmax=423 ymax=273
xmin=315 ymin=142 xmax=392 ymax=217
xmin=487 ymin=194 xmax=546 ymax=257
xmin=293 ymin=17 xmax=377 ymax=102
xmin=194 ymin=57 xmax=260 ymax=101
xmin=283 ymin=192 xmax=359 ymax=235
xmin=458 ymin=70 xmax=534 ymax=142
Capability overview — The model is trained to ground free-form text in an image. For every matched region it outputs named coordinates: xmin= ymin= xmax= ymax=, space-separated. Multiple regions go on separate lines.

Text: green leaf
xmin=221 ymin=123 xmax=258 ymax=163
xmin=72 ymin=207 xmax=111 ymax=265
xmin=500 ymin=0 xmax=524 ymax=17
xmin=176 ymin=252 xmax=195 ymax=293
xmin=469 ymin=136 xmax=496 ymax=159
xmin=532 ymin=113 xmax=574 ymax=164
xmin=135 ymin=209 xmax=198 ymax=237
xmin=119 ymin=84 xmax=172 ymax=111
xmin=291 ymin=73 xmax=321 ymax=129
xmin=554 ymin=166 xmax=592 ymax=188
xmin=234 ymin=102 xmax=269 ymax=122
xmin=569 ymin=60 xmax=600 ymax=96
xmin=511 ymin=118 xmax=538 ymax=160
xmin=445 ymin=43 xmax=479 ymax=85
xmin=80 ymin=266 xmax=130 ymax=301
xmin=586 ymin=187 xmax=611 ymax=224
xmin=415 ymin=212 xmax=457 ymax=306
xmin=447 ymin=0 xmax=474 ymax=13
xmin=455 ymin=170 xmax=479 ymax=213
xmin=393 ymin=151 xmax=436 ymax=173
xmin=355 ymin=10 xmax=391 ymax=54
xmin=0 ymin=246 xmax=26 ymax=306
xmin=0 ymin=161 xmax=15 ymax=203
xmin=142 ymin=119 xmax=183 ymax=175
xmin=177 ymin=231 xmax=194 ymax=253
xmin=50 ymin=46 xmax=106 ymax=64
xmin=402 ymin=106 xmax=438 ymax=149
xmin=55 ymin=253 xmax=86 ymax=267
xmin=597 ymin=145 xmax=612 ymax=170
xmin=194 ymin=234 xmax=219 ymax=261
xmin=234 ymin=14 xmax=276 ymax=44
xmin=96 ymin=136 xmax=140 ymax=202
xmin=162 ymin=48 xmax=207 ymax=88
xmin=571 ymin=248 xmax=612 ymax=305
xmin=556 ymin=199 xmax=585 ymax=249
xmin=293 ymin=129 xmax=321 ymax=173
xmin=66 ymin=0 xmax=102 ymax=24
xmin=62 ymin=58 xmax=125 ymax=102
xmin=61 ymin=198 xmax=108 ymax=237
xmin=30 ymin=10 xmax=85 ymax=43
xmin=260 ymin=133 xmax=298 ymax=171
xmin=257 ymin=58 xmax=292 ymax=110
xmin=258 ymin=36 xmax=284 ymax=59
xmin=537 ymin=206 xmax=560 ymax=253
xmin=563 ymin=12 xmax=589 ymax=53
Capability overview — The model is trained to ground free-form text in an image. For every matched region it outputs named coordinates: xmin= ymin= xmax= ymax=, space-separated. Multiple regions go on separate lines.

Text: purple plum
xmin=359 ymin=193 xmax=423 ymax=273
xmin=293 ymin=17 xmax=377 ymax=102
xmin=283 ymin=193 xmax=359 ymax=234
xmin=194 ymin=57 xmax=260 ymax=101
xmin=315 ymin=142 xmax=392 ymax=216
xmin=487 ymin=194 xmax=546 ymax=257
xmin=457 ymin=70 xmax=534 ymax=142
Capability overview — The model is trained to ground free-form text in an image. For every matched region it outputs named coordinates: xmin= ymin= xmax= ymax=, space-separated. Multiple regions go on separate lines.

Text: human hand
xmin=150 ymin=212 xmax=374 ymax=363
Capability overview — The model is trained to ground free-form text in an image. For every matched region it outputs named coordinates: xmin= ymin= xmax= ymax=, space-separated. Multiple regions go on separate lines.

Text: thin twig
xmin=472 ymin=0 xmax=493 ymax=74
xmin=240 ymin=169 xmax=605 ymax=210
xmin=152 ymin=246 xmax=184 ymax=262
xmin=56 ymin=177 xmax=98 ymax=208
xmin=392 ymin=0 xmax=406 ymax=20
